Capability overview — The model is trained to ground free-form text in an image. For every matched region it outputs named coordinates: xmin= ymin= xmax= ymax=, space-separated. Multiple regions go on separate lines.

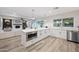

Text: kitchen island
xmin=21 ymin=28 xmax=50 ymax=47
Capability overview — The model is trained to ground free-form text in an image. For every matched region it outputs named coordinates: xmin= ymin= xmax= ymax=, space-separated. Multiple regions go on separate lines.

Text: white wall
xmin=26 ymin=10 xmax=79 ymax=30
xmin=45 ymin=10 xmax=79 ymax=30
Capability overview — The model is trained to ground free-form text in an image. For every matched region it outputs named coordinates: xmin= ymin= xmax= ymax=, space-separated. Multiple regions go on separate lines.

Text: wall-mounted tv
xmin=63 ymin=17 xmax=74 ymax=27
xmin=53 ymin=19 xmax=62 ymax=27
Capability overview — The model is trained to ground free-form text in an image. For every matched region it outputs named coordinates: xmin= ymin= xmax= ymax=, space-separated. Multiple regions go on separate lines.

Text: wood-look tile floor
xmin=0 ymin=36 xmax=79 ymax=52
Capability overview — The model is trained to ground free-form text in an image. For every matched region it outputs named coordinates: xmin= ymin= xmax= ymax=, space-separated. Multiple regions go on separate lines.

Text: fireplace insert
xmin=26 ymin=31 xmax=37 ymax=41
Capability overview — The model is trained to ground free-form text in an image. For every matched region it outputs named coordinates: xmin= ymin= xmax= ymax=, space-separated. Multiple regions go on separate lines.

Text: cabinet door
xmin=50 ymin=29 xmax=55 ymax=37
xmin=38 ymin=29 xmax=48 ymax=40
xmin=41 ymin=30 xmax=46 ymax=39
xmin=55 ymin=30 xmax=67 ymax=39
xmin=61 ymin=30 xmax=67 ymax=39
xmin=38 ymin=30 xmax=43 ymax=40
xmin=45 ymin=29 xmax=49 ymax=36
xmin=56 ymin=30 xmax=61 ymax=37
xmin=53 ymin=30 xmax=59 ymax=37
xmin=38 ymin=30 xmax=42 ymax=37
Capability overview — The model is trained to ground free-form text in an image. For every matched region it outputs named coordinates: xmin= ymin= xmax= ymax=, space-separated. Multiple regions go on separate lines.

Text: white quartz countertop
xmin=22 ymin=28 xmax=49 ymax=33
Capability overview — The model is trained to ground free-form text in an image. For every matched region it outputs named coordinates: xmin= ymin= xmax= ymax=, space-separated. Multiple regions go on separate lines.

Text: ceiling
xmin=0 ymin=7 xmax=79 ymax=19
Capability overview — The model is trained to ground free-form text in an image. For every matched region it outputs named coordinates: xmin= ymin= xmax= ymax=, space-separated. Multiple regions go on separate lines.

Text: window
xmin=63 ymin=17 xmax=74 ymax=27
xmin=31 ymin=20 xmax=44 ymax=29
xmin=53 ymin=19 xmax=62 ymax=27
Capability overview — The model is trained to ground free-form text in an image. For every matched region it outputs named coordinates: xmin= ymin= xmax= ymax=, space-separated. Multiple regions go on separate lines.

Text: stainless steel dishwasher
xmin=67 ymin=30 xmax=79 ymax=43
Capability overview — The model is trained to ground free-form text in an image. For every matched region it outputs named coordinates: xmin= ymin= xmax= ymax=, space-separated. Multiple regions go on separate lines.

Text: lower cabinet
xmin=38 ymin=29 xmax=49 ymax=40
xmin=61 ymin=30 xmax=67 ymax=39
xmin=50 ymin=29 xmax=67 ymax=39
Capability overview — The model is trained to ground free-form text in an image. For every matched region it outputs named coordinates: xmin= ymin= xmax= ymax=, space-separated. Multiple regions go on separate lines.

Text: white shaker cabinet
xmin=50 ymin=29 xmax=67 ymax=39
xmin=38 ymin=29 xmax=49 ymax=40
